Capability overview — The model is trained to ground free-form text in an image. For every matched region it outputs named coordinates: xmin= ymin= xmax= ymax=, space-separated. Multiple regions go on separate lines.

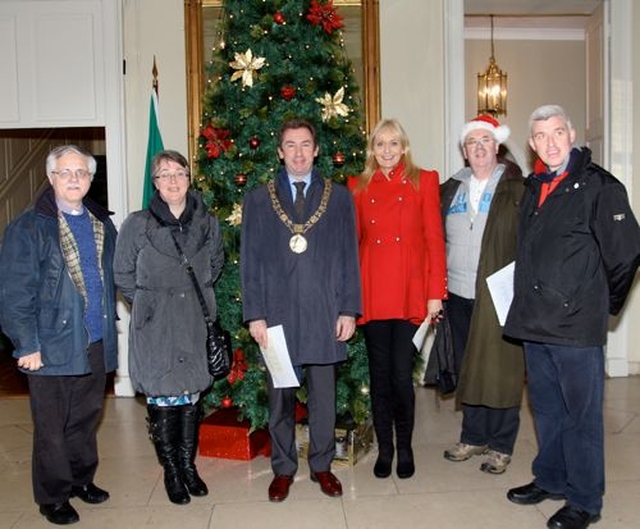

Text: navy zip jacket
xmin=504 ymin=148 xmax=640 ymax=347
xmin=0 ymin=186 xmax=118 ymax=375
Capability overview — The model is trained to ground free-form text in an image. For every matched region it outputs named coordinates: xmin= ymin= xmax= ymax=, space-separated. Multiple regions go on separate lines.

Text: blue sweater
xmin=64 ymin=210 xmax=104 ymax=343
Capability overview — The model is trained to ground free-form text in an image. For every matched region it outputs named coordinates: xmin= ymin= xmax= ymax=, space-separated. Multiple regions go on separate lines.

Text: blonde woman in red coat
xmin=348 ymin=118 xmax=447 ymax=479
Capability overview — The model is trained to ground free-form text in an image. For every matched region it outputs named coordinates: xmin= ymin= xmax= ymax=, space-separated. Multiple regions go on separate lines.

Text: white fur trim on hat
xmin=460 ymin=115 xmax=510 ymax=146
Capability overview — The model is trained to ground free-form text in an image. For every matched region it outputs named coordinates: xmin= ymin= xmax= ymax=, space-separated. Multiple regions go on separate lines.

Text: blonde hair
xmin=353 ymin=118 xmax=421 ymax=193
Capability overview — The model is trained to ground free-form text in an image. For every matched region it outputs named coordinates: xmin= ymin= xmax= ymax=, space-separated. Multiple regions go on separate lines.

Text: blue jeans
xmin=524 ymin=342 xmax=605 ymax=515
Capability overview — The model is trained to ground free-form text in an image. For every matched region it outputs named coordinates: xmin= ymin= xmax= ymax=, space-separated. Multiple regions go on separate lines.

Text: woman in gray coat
xmin=114 ymin=150 xmax=223 ymax=504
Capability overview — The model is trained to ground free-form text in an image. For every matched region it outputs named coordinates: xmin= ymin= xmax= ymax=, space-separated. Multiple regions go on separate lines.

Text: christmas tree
xmin=194 ymin=0 xmax=370 ymax=431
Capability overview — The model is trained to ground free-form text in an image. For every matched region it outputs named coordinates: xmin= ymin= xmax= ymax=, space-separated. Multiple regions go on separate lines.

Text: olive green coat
xmin=440 ymin=164 xmax=525 ymax=408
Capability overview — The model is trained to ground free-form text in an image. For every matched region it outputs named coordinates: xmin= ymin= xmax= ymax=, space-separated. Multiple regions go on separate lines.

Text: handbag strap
xmin=170 ymin=232 xmax=214 ymax=328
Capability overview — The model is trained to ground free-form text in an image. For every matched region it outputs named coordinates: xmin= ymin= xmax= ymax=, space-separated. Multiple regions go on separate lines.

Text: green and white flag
xmin=142 ymin=91 xmax=164 ymax=208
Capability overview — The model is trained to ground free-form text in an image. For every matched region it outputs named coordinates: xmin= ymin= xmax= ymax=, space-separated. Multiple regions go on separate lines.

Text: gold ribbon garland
xmin=267 ymin=179 xmax=333 ymax=254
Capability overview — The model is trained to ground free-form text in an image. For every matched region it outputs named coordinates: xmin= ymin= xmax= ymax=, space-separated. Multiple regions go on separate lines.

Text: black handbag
xmin=171 ymin=233 xmax=231 ymax=379
xmin=422 ymin=309 xmax=457 ymax=394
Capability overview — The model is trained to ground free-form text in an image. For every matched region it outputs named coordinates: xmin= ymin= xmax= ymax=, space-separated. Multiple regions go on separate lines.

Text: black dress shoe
xmin=39 ymin=501 xmax=79 ymax=525
xmin=507 ymin=482 xmax=565 ymax=505
xmin=71 ymin=483 xmax=110 ymax=504
xmin=547 ymin=505 xmax=601 ymax=529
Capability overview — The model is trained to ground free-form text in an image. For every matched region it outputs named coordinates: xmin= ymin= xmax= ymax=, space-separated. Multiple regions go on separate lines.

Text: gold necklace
xmin=267 ymin=179 xmax=332 ymax=254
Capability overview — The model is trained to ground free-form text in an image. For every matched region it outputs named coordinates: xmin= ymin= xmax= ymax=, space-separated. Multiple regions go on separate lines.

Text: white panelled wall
xmin=1 ymin=0 xmax=638 ymax=386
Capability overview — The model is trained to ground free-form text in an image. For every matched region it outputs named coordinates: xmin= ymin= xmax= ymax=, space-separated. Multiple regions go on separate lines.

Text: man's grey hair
xmin=528 ymin=105 xmax=574 ymax=135
xmin=46 ymin=144 xmax=97 ymax=176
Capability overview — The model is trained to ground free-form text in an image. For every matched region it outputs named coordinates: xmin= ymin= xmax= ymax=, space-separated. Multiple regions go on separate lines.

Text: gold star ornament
xmin=316 ymin=87 xmax=350 ymax=122
xmin=229 ymin=49 xmax=266 ymax=88
xmin=226 ymin=202 xmax=243 ymax=226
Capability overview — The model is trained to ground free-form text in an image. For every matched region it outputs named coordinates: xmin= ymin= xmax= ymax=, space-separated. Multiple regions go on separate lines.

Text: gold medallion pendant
xmin=289 ymin=234 xmax=308 ymax=254
xmin=267 ymin=179 xmax=333 ymax=256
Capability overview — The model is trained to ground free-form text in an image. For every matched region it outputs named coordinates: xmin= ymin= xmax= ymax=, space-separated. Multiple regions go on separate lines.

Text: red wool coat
xmin=349 ymin=165 xmax=447 ymax=325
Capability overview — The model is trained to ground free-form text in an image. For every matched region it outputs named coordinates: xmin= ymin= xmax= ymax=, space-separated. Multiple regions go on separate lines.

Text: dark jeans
xmin=363 ymin=319 xmax=419 ymax=452
xmin=27 ymin=341 xmax=107 ymax=505
xmin=524 ymin=341 xmax=605 ymax=515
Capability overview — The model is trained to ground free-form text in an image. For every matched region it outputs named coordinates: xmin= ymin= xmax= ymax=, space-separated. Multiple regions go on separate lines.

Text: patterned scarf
xmin=58 ymin=210 xmax=105 ymax=307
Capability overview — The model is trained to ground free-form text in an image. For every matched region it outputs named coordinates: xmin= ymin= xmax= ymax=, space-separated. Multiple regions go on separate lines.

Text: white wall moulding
xmin=465 ymin=26 xmax=585 ymax=41
xmin=0 ymin=1 xmax=105 ymax=129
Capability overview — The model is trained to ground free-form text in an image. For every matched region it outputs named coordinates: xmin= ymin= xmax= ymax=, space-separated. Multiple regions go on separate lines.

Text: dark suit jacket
xmin=241 ymin=169 xmax=362 ymax=365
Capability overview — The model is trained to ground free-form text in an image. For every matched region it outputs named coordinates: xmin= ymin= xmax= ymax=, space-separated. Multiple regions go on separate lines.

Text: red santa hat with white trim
xmin=459 ymin=114 xmax=510 ymax=146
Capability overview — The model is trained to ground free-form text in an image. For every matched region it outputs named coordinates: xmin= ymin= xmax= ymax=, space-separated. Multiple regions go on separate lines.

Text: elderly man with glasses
xmin=0 ymin=144 xmax=118 ymax=525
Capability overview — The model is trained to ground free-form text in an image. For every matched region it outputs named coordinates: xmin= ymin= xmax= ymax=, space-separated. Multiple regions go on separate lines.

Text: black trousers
xmin=460 ymin=404 xmax=520 ymax=454
xmin=27 ymin=341 xmax=107 ymax=504
xmin=445 ymin=293 xmax=474 ymax=375
xmin=363 ymin=319 xmax=419 ymax=452
xmin=267 ymin=363 xmax=336 ymax=476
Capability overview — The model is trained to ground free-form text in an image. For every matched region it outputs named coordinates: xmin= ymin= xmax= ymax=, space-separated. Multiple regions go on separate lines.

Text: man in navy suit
xmin=241 ymin=118 xmax=361 ymax=503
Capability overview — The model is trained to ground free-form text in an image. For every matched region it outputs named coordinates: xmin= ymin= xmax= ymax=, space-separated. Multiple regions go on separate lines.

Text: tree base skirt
xmin=296 ymin=420 xmax=374 ymax=466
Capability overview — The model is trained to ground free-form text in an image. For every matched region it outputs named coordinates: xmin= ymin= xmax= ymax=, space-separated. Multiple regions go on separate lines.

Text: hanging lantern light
xmin=477 ymin=15 xmax=507 ymax=116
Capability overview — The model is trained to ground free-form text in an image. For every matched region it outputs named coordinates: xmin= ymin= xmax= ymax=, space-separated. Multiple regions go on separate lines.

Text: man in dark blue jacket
xmin=504 ymin=105 xmax=640 ymax=529
xmin=0 ymin=145 xmax=118 ymax=525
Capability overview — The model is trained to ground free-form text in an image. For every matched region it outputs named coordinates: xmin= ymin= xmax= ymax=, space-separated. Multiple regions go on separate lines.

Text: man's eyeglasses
xmin=153 ymin=170 xmax=190 ymax=181
xmin=51 ymin=169 xmax=92 ymax=180
xmin=464 ymin=137 xmax=495 ymax=148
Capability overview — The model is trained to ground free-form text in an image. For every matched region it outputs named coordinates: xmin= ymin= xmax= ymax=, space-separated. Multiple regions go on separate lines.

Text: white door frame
xmin=444 ymin=0 xmax=633 ymax=376
xmin=103 ymin=0 xmax=134 ymax=396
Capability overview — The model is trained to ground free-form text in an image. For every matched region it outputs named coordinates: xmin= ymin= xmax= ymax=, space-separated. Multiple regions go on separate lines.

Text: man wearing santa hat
xmin=441 ymin=114 xmax=525 ymax=475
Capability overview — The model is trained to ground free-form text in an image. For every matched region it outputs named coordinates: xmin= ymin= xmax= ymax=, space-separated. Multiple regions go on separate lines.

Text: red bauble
xmin=249 ymin=136 xmax=260 ymax=149
xmin=333 ymin=151 xmax=346 ymax=167
xmin=273 ymin=11 xmax=285 ymax=25
xmin=295 ymin=402 xmax=308 ymax=422
xmin=280 ymin=84 xmax=296 ymax=101
xmin=234 ymin=173 xmax=247 ymax=186
xmin=221 ymin=396 xmax=233 ymax=408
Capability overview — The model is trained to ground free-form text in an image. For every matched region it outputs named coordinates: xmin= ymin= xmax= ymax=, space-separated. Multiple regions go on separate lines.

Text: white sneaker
xmin=480 ymin=450 xmax=512 ymax=474
xmin=443 ymin=442 xmax=489 ymax=462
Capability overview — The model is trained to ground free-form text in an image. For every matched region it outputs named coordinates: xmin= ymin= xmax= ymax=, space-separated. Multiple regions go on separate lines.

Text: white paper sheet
xmin=486 ymin=261 xmax=515 ymax=326
xmin=260 ymin=325 xmax=300 ymax=388
xmin=412 ymin=317 xmax=431 ymax=351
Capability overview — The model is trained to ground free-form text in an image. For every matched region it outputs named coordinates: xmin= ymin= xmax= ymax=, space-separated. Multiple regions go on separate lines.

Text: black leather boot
xmin=371 ymin=396 xmax=394 ymax=478
xmin=147 ymin=405 xmax=190 ymax=505
xmin=373 ymin=445 xmax=394 ymax=478
xmin=395 ymin=403 xmax=415 ymax=479
xmin=179 ymin=404 xmax=208 ymax=496
xmin=396 ymin=447 xmax=415 ymax=479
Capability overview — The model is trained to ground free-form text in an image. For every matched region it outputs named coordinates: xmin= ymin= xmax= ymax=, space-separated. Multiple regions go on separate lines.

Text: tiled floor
xmin=1 ymin=377 xmax=639 ymax=528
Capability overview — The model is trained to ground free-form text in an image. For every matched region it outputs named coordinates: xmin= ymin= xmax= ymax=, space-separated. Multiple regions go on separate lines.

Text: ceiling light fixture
xmin=477 ymin=15 xmax=507 ymax=116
